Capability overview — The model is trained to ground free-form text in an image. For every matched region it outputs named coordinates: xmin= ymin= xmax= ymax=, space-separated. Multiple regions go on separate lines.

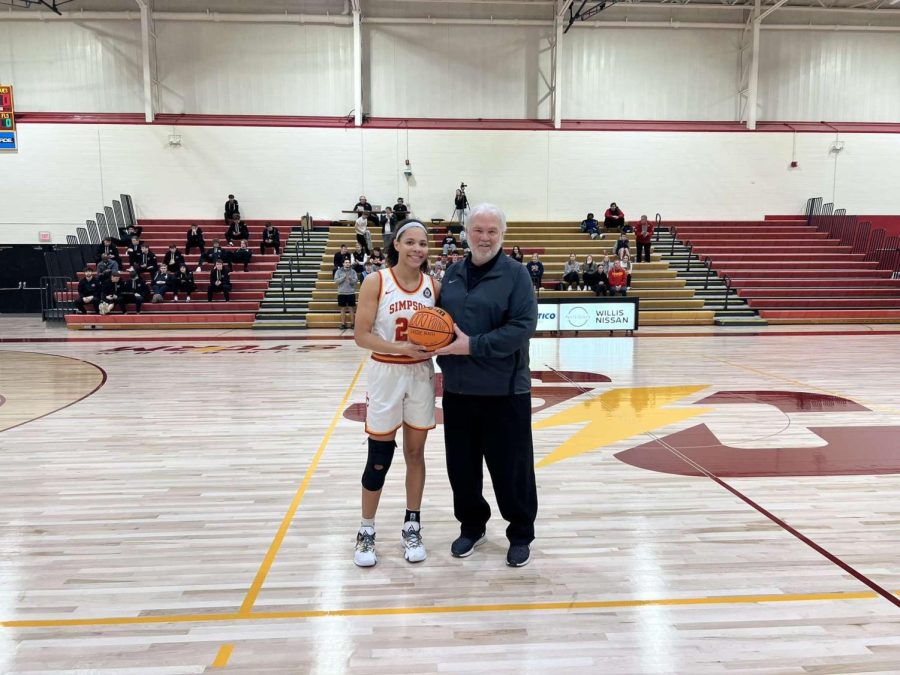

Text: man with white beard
xmin=435 ymin=203 xmax=539 ymax=568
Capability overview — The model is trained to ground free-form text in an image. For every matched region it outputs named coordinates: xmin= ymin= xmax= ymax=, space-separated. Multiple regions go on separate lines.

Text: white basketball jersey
xmin=372 ymin=267 xmax=437 ymax=364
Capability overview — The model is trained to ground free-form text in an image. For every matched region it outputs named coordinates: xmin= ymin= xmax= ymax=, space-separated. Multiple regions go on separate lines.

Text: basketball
xmin=408 ymin=307 xmax=455 ymax=350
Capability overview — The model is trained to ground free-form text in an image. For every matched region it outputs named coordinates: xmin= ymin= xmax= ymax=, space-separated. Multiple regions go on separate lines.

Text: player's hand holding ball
xmin=406 ymin=307 xmax=470 ymax=356
xmin=398 ymin=341 xmax=430 ymax=357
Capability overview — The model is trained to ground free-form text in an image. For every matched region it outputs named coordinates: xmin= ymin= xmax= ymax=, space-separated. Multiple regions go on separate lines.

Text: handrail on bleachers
xmin=805 ymin=195 xmax=900 ymax=276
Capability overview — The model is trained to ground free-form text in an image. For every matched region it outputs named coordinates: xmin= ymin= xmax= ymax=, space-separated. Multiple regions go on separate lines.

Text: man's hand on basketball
xmin=435 ymin=325 xmax=470 ymax=356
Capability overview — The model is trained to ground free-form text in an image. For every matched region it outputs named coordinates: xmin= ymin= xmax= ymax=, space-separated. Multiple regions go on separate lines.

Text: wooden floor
xmin=2 ymin=318 xmax=900 ymax=673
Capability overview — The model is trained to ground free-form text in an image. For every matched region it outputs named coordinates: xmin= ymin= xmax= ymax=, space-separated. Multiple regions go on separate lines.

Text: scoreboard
xmin=0 ymin=85 xmax=17 ymax=153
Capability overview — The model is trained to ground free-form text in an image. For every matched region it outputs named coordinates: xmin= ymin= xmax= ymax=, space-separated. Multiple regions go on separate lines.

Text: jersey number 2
xmin=394 ymin=318 xmax=409 ymax=342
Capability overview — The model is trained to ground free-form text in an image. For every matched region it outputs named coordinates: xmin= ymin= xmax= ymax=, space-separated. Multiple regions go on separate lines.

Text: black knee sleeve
xmin=361 ymin=438 xmax=396 ymax=491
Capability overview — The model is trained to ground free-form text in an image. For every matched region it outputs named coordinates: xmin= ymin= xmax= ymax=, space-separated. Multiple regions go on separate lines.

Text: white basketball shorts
xmin=365 ymin=358 xmax=436 ymax=436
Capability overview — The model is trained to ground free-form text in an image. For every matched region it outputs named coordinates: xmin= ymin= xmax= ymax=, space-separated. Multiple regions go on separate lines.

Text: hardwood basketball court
xmin=2 ymin=319 xmax=900 ymax=672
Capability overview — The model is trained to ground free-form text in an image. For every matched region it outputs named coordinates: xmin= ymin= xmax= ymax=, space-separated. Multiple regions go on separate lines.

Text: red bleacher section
xmin=678 ymin=219 xmax=900 ymax=324
xmin=64 ymin=221 xmax=279 ymax=329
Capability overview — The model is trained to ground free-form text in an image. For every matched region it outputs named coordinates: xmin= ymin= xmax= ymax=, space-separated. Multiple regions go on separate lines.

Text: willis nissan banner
xmin=537 ymin=297 xmax=639 ymax=332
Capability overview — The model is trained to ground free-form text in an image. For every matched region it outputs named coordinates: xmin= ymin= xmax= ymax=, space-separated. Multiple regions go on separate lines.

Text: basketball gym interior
xmin=2 ymin=0 xmax=900 ymax=672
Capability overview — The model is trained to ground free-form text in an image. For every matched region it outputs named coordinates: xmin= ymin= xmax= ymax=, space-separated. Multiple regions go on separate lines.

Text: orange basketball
xmin=408 ymin=307 xmax=455 ymax=351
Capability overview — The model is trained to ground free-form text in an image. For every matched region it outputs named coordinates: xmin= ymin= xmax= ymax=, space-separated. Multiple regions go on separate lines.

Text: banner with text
xmin=537 ymin=297 xmax=638 ymax=332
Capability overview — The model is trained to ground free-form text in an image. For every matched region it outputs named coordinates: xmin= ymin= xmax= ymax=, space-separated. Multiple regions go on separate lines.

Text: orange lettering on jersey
xmin=388 ymin=300 xmax=427 ymax=314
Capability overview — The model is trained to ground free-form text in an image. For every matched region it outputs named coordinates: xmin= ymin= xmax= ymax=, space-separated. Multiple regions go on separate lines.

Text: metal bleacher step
xmin=253 ymin=231 xmax=328 ymax=329
xmin=659 ymin=229 xmax=765 ymax=325
xmin=715 ymin=316 xmax=770 ymax=327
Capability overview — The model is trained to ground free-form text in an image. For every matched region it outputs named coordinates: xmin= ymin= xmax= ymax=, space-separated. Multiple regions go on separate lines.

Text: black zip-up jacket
xmin=262 ymin=227 xmax=280 ymax=245
xmin=437 ymin=252 xmax=537 ymax=396
xmin=78 ymin=277 xmax=101 ymax=299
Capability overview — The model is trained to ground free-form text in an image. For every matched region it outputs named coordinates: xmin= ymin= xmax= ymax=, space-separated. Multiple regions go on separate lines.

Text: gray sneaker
xmin=450 ymin=532 xmax=486 ymax=558
xmin=506 ymin=543 xmax=531 ymax=567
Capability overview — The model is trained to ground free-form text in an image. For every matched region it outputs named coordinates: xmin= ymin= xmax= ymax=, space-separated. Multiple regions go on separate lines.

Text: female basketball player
xmin=352 ymin=220 xmax=438 ymax=567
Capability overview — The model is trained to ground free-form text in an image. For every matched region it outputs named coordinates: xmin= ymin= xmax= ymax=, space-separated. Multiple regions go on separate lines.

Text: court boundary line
xmin=0 ymin=351 xmax=107 ymax=434
xmin=648 ymin=430 xmax=900 ymax=611
xmin=236 ymin=355 xmax=367 ymax=615
xmin=1 ymin=589 xmax=893 ymax=630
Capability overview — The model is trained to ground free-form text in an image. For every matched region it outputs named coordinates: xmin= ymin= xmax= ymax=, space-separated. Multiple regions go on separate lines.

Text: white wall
xmin=156 ymin=22 xmax=353 ymax=116
xmin=3 ymin=20 xmax=899 ymax=122
xmin=759 ymin=32 xmax=900 ymax=123
xmin=0 ymin=21 xmax=143 ymax=112
xmin=366 ymin=24 xmax=552 ymax=119
xmin=4 ymin=123 xmax=900 ymax=243
xmin=563 ymin=28 xmax=742 ymax=121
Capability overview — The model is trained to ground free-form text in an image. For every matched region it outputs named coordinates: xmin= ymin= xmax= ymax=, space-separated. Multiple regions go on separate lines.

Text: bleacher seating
xmin=679 ymin=218 xmax=900 ymax=324
xmin=63 ymin=220 xmax=281 ymax=330
xmin=305 ymin=221 xmax=715 ymax=327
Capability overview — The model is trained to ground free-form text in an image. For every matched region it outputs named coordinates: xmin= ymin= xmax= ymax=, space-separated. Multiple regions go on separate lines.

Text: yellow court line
xmin=2 ymin=589 xmax=893 ymax=630
xmin=212 ymin=644 xmax=234 ymax=668
xmin=237 ymin=355 xmax=367 ymax=615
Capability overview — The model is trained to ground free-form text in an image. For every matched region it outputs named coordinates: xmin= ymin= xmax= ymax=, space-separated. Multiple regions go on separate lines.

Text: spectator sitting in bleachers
xmin=75 ymin=267 xmax=102 ymax=315
xmin=608 ymin=260 xmax=628 ymax=296
xmin=95 ymin=253 xmax=119 ymax=282
xmin=174 ymin=263 xmax=196 ymax=302
xmin=333 ymin=244 xmax=351 ymax=272
xmin=350 ymin=244 xmax=367 ymax=274
xmin=562 ymin=253 xmax=582 ymax=291
xmin=615 ymin=232 xmax=631 ymax=260
xmin=362 ymin=261 xmax=376 ymax=280
xmin=604 ymin=203 xmax=625 ymax=232
xmin=163 ymin=244 xmax=185 ymax=271
xmin=580 ymin=213 xmax=603 ymax=240
xmin=100 ymin=271 xmax=125 ymax=315
xmin=441 ymin=233 xmax=458 ymax=255
xmin=392 ymin=197 xmax=409 ymax=222
xmin=583 ymin=255 xmax=602 ymax=293
xmin=225 ymin=214 xmax=250 ymax=245
xmin=431 ymin=260 xmax=446 ymax=282
xmin=370 ymin=247 xmax=386 ymax=269
xmin=527 ymin=253 xmax=544 ymax=293
xmin=509 ymin=245 xmax=524 ymax=263
xmin=207 ymin=260 xmax=232 ymax=302
xmin=117 ymin=223 xmax=142 ymax=246
xmin=334 ymin=258 xmax=359 ymax=330
xmin=354 ymin=195 xmax=373 ymax=215
xmin=97 ymin=237 xmax=121 ymax=264
xmin=260 ymin=222 xmax=281 ymax=255
xmin=232 ymin=239 xmax=253 ymax=272
xmin=185 ymin=223 xmax=206 ymax=256
xmin=224 ymin=194 xmax=240 ymax=224
xmin=126 ymin=235 xmax=143 ymax=267
xmin=459 ymin=227 xmax=469 ymax=250
xmin=635 ymin=214 xmax=654 ymax=263
xmin=118 ymin=270 xmax=148 ymax=314
xmin=151 ymin=264 xmax=175 ymax=303
xmin=135 ymin=243 xmax=159 ymax=277
xmin=202 ymin=239 xmax=231 ymax=272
